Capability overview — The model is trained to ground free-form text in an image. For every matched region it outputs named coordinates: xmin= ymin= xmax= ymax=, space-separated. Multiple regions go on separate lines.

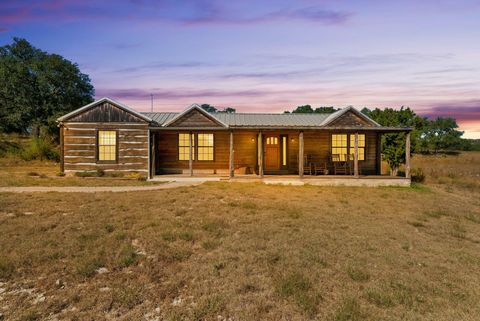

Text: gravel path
xmin=0 ymin=181 xmax=202 ymax=193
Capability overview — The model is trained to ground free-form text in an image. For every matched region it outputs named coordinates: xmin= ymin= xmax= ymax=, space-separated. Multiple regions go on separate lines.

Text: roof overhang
xmin=57 ymin=97 xmax=152 ymax=123
xmin=162 ymin=104 xmax=228 ymax=128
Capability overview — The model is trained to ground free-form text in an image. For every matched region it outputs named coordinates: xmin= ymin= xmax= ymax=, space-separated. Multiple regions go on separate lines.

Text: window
xmin=98 ymin=130 xmax=117 ymax=162
xmin=350 ymin=134 xmax=365 ymax=160
xmin=331 ymin=134 xmax=348 ymax=161
xmin=331 ymin=134 xmax=366 ymax=161
xmin=178 ymin=133 xmax=214 ymax=161
xmin=266 ymin=137 xmax=278 ymax=145
xmin=282 ymin=136 xmax=287 ymax=166
xmin=178 ymin=133 xmax=194 ymax=161
xmin=197 ymin=133 xmax=214 ymax=161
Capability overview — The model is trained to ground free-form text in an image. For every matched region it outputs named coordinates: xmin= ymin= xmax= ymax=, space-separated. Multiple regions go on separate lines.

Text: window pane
xmin=197 ymin=147 xmax=213 ymax=161
xmin=98 ymin=131 xmax=116 ymax=161
xmin=178 ymin=133 xmax=194 ymax=160
xmin=331 ymin=134 xmax=347 ymax=161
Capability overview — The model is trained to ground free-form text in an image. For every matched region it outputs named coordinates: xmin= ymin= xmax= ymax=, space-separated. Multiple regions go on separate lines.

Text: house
xmin=57 ymin=97 xmax=412 ymax=185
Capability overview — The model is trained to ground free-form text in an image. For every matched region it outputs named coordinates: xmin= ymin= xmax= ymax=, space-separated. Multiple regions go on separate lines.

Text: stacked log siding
xmin=63 ymin=123 xmax=149 ymax=173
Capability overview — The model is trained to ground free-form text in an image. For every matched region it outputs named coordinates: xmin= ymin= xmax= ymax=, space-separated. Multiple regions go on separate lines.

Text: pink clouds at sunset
xmin=1 ymin=0 xmax=479 ymax=137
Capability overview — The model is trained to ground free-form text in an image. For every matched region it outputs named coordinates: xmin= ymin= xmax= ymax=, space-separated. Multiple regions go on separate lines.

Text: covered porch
xmin=148 ymin=128 xmax=412 ymax=184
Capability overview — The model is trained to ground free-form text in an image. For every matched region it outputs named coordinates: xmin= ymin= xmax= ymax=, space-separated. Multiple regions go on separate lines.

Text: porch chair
xmin=332 ymin=154 xmax=349 ymax=175
xmin=303 ymin=155 xmax=313 ymax=175
xmin=313 ymin=161 xmax=329 ymax=175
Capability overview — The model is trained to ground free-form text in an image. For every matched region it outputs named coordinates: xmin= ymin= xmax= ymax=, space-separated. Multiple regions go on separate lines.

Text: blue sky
xmin=1 ymin=0 xmax=479 ymax=137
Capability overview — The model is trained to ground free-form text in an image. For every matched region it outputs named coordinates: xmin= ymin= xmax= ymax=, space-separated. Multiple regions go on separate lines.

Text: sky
xmin=1 ymin=0 xmax=479 ymax=138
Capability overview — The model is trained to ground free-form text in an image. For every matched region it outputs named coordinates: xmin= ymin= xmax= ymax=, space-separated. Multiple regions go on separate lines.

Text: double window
xmin=331 ymin=134 xmax=365 ymax=161
xmin=97 ymin=130 xmax=117 ymax=162
xmin=178 ymin=133 xmax=214 ymax=161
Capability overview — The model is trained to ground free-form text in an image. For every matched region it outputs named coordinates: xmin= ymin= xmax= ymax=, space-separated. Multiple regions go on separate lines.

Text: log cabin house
xmin=57 ymin=97 xmax=412 ymax=185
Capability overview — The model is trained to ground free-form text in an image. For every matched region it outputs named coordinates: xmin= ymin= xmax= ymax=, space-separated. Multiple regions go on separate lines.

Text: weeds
xmin=346 ymin=265 xmax=370 ymax=282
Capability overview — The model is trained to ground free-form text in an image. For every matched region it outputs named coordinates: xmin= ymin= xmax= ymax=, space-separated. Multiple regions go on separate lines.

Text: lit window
xmin=350 ymin=134 xmax=365 ymax=160
xmin=282 ymin=136 xmax=287 ymax=166
xmin=179 ymin=133 xmax=194 ymax=160
xmin=331 ymin=134 xmax=348 ymax=161
xmin=266 ymin=137 xmax=278 ymax=145
xmin=197 ymin=133 xmax=214 ymax=161
xmin=98 ymin=130 xmax=116 ymax=161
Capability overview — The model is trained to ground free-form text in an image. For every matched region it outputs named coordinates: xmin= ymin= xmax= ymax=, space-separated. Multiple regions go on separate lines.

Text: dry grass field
xmin=0 ymin=152 xmax=479 ymax=321
xmin=0 ymin=158 xmax=160 ymax=187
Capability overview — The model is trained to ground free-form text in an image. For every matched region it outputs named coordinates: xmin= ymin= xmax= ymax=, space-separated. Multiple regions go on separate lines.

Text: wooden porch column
xmin=354 ymin=132 xmax=359 ymax=177
xmin=299 ymin=131 xmax=304 ymax=178
xmin=376 ymin=133 xmax=382 ymax=175
xmin=189 ymin=132 xmax=193 ymax=177
xmin=150 ymin=131 xmax=156 ymax=179
xmin=258 ymin=132 xmax=264 ymax=177
xmin=59 ymin=123 xmax=64 ymax=173
xmin=405 ymin=132 xmax=411 ymax=179
xmin=229 ymin=131 xmax=234 ymax=178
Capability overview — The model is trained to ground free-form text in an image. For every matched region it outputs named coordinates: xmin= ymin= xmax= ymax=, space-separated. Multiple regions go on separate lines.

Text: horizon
xmin=1 ymin=0 xmax=479 ymax=138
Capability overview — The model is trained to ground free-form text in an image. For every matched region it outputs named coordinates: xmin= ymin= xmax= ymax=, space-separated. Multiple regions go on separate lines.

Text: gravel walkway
xmin=0 ymin=181 xmax=202 ymax=193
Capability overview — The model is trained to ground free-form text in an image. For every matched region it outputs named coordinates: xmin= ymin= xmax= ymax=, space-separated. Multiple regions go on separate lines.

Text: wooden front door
xmin=264 ymin=136 xmax=280 ymax=170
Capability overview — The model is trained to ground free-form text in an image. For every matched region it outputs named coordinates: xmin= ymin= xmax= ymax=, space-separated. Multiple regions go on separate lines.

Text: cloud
xmin=419 ymin=100 xmax=480 ymax=123
xmin=95 ymin=87 xmax=300 ymax=101
xmin=111 ymin=61 xmax=212 ymax=73
xmin=0 ymin=0 xmax=351 ymax=28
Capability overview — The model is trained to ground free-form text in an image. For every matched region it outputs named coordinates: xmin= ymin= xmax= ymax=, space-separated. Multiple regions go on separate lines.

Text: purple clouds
xmin=0 ymin=0 xmax=351 ymax=28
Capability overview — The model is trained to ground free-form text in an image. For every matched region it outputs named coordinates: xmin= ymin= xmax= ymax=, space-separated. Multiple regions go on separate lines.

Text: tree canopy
xmin=284 ymin=105 xmax=339 ymax=114
xmin=200 ymin=104 xmax=236 ymax=113
xmin=0 ymin=38 xmax=94 ymax=137
xmin=362 ymin=107 xmax=464 ymax=175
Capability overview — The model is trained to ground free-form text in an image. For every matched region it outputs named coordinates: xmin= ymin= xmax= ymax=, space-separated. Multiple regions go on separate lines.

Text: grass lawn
xmin=0 ymin=153 xmax=479 ymax=320
xmin=0 ymin=158 xmax=160 ymax=187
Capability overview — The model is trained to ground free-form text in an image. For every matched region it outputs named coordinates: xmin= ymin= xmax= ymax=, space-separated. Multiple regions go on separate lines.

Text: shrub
xmin=411 ymin=168 xmax=425 ymax=183
xmin=20 ymin=138 xmax=59 ymax=161
xmin=96 ymin=168 xmax=105 ymax=177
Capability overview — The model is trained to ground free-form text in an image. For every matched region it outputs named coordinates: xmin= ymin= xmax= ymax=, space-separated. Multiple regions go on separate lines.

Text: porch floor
xmin=150 ymin=174 xmax=410 ymax=187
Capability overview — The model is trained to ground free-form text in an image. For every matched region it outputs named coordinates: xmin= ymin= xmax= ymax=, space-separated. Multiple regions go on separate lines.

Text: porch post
xmin=59 ymin=123 xmax=64 ymax=173
xmin=405 ymin=132 xmax=411 ymax=179
xmin=229 ymin=131 xmax=234 ymax=178
xmin=258 ymin=132 xmax=264 ymax=177
xmin=150 ymin=131 xmax=156 ymax=179
xmin=189 ymin=131 xmax=193 ymax=177
xmin=376 ymin=133 xmax=382 ymax=175
xmin=354 ymin=132 xmax=359 ymax=177
xmin=299 ymin=131 xmax=304 ymax=178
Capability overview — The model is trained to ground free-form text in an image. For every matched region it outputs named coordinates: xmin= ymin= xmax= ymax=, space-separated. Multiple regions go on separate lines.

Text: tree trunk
xmin=390 ymin=166 xmax=398 ymax=177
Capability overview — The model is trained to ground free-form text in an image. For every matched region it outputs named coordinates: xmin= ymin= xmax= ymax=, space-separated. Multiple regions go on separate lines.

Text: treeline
xmin=0 ymin=38 xmax=94 ymax=139
xmin=285 ymin=104 xmax=476 ymax=175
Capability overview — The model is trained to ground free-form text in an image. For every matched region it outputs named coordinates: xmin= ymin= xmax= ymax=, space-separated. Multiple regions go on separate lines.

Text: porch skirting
xmin=150 ymin=175 xmax=411 ymax=187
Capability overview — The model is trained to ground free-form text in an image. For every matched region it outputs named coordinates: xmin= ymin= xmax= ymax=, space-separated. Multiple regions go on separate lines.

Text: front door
xmin=264 ymin=136 xmax=280 ymax=170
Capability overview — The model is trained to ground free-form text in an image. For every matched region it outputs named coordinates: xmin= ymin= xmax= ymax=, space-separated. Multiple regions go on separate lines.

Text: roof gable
xmin=163 ymin=104 xmax=228 ymax=128
xmin=57 ymin=98 xmax=152 ymax=123
xmin=321 ymin=107 xmax=380 ymax=127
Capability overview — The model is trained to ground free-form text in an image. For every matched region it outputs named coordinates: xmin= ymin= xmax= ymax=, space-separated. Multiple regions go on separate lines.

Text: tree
xmin=362 ymin=107 xmax=426 ymax=176
xmin=285 ymin=105 xmax=339 ymax=113
xmin=200 ymin=104 xmax=217 ymax=113
xmin=422 ymin=117 xmax=463 ymax=153
xmin=291 ymin=105 xmax=314 ymax=113
xmin=200 ymin=104 xmax=236 ymax=113
xmin=0 ymin=38 xmax=94 ymax=137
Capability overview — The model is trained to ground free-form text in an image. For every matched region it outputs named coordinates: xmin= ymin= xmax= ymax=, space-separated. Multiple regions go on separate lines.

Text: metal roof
xmin=141 ymin=111 xmax=335 ymax=127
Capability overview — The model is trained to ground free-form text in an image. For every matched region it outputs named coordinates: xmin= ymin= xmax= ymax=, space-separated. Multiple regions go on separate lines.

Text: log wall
xmin=155 ymin=129 xmax=379 ymax=175
xmin=63 ymin=122 xmax=149 ymax=173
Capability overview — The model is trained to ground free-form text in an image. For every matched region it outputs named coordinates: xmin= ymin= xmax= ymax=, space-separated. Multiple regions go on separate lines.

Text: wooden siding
xmin=63 ymin=123 xmax=149 ymax=173
xmin=168 ymin=109 xmax=224 ymax=128
xmin=329 ymin=110 xmax=375 ymax=127
xmin=154 ymin=130 xmax=378 ymax=175
xmin=67 ymin=102 xmax=145 ymax=123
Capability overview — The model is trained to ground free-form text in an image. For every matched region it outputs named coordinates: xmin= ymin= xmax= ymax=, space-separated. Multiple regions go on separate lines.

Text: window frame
xmin=330 ymin=133 xmax=366 ymax=162
xmin=96 ymin=129 xmax=118 ymax=164
xmin=177 ymin=132 xmax=215 ymax=162
xmin=197 ymin=132 xmax=215 ymax=162
xmin=178 ymin=133 xmax=195 ymax=161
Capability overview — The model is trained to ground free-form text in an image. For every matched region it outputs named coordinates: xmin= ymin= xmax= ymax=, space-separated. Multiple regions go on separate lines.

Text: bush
xmin=411 ymin=168 xmax=425 ymax=183
xmin=20 ymin=138 xmax=59 ymax=161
